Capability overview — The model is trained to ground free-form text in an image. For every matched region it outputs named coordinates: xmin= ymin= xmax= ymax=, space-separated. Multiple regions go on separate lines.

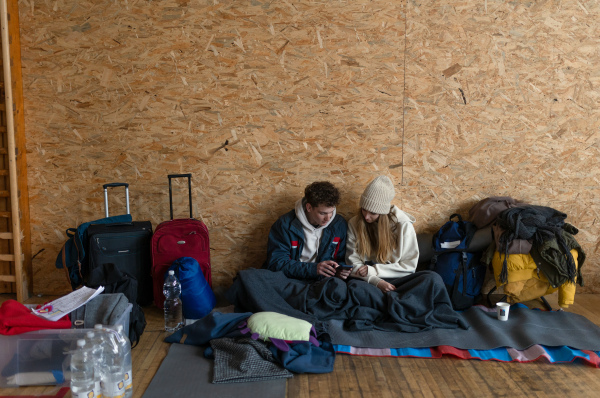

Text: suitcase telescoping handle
xmin=103 ymin=182 xmax=130 ymax=217
xmin=168 ymin=173 xmax=193 ymax=220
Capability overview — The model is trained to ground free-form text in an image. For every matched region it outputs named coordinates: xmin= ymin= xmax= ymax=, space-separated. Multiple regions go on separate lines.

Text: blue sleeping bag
xmin=169 ymin=257 xmax=216 ymax=319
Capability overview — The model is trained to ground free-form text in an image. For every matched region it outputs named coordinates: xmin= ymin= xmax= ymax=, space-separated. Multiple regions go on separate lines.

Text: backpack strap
xmin=449 ymin=214 xmax=463 ymax=222
xmin=461 ymin=252 xmax=468 ymax=298
xmin=429 ymin=254 xmax=438 ymax=271
xmin=129 ymin=302 xmax=147 ymax=348
xmin=539 ymin=296 xmax=553 ymax=311
xmin=67 ymin=227 xmax=85 ymax=288
xmin=437 ymin=215 xmax=462 ymax=237
xmin=450 ymin=252 xmax=469 ymax=306
xmin=486 ymin=286 xmax=509 ymax=307
xmin=60 ymin=242 xmax=72 ymax=288
xmin=486 ymin=286 xmax=497 ymax=307
xmin=72 ymin=234 xmax=83 ymax=289
xmin=61 ymin=228 xmax=83 ymax=290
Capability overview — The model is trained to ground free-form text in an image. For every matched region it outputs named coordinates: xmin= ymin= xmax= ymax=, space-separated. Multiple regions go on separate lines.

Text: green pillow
xmin=247 ymin=312 xmax=312 ymax=342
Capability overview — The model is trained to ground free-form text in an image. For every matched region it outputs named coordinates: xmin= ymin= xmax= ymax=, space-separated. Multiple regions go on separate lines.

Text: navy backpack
xmin=430 ymin=214 xmax=487 ymax=310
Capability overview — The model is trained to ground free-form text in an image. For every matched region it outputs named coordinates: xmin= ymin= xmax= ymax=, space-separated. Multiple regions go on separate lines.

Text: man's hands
xmin=316 ymin=260 xmax=338 ymax=277
xmin=317 ymin=261 xmax=352 ymax=280
xmin=336 ymin=267 xmax=352 ymax=280
xmin=377 ymin=280 xmax=396 ymax=293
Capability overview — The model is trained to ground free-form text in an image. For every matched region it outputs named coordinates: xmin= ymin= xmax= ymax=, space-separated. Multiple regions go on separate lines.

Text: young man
xmin=263 ymin=181 xmax=350 ymax=280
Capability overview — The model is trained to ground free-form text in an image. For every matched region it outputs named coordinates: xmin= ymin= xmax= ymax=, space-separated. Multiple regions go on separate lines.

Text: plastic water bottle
xmin=163 ymin=270 xmax=184 ymax=332
xmin=70 ymin=339 xmax=95 ymax=398
xmin=95 ymin=324 xmax=126 ymax=398
xmin=113 ymin=324 xmax=133 ymax=398
xmin=85 ymin=331 xmax=104 ymax=398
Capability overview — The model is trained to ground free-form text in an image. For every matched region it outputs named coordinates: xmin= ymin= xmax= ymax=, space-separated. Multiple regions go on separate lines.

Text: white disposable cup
xmin=496 ymin=302 xmax=510 ymax=321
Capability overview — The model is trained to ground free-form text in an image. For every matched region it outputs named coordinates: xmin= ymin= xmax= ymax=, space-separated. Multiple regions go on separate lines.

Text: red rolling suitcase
xmin=151 ymin=174 xmax=211 ymax=308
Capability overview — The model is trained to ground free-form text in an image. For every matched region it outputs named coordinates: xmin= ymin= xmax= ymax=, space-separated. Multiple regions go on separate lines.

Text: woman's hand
xmin=377 ymin=280 xmax=396 ymax=293
xmin=356 ymin=265 xmax=369 ymax=277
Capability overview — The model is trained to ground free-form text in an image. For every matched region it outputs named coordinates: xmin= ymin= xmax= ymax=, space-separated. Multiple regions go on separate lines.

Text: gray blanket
xmin=225 ymin=269 xmax=468 ymax=334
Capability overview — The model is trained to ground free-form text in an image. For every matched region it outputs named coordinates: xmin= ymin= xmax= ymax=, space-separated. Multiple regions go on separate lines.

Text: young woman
xmin=346 ymin=175 xmax=420 ymax=293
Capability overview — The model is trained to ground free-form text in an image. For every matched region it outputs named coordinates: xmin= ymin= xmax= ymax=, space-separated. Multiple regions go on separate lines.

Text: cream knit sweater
xmin=346 ymin=205 xmax=419 ymax=287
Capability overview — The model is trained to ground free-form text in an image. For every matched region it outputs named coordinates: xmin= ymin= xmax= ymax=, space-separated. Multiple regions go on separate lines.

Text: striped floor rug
xmin=331 ymin=304 xmax=600 ymax=367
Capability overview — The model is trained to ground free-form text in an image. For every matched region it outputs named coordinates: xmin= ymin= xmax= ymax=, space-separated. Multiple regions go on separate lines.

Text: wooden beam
xmin=8 ymin=0 xmax=32 ymax=301
xmin=0 ymin=0 xmax=27 ymax=302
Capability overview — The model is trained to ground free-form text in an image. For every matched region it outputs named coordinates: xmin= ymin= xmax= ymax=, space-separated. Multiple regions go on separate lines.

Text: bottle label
xmin=95 ymin=381 xmax=103 ymax=398
xmin=102 ymin=380 xmax=125 ymax=398
xmin=72 ymin=390 xmax=95 ymax=398
xmin=124 ymin=371 xmax=133 ymax=390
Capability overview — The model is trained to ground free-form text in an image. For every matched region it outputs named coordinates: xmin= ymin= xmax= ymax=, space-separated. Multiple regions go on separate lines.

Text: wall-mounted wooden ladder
xmin=0 ymin=0 xmax=32 ymax=302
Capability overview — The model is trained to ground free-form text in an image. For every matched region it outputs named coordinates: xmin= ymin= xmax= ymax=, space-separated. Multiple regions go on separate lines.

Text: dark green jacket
xmin=530 ymin=228 xmax=585 ymax=288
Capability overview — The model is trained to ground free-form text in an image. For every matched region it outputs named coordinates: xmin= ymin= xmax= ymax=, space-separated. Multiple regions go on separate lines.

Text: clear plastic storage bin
xmin=0 ymin=303 xmax=132 ymax=387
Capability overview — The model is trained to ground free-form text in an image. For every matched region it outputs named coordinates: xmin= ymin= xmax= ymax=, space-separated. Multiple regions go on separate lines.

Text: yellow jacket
xmin=491 ymin=250 xmax=579 ymax=308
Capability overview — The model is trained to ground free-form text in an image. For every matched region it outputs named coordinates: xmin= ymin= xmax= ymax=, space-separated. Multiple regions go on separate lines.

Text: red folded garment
xmin=0 ymin=300 xmax=72 ymax=335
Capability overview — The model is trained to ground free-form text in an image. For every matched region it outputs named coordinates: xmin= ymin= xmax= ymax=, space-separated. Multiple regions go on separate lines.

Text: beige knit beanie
xmin=359 ymin=175 xmax=395 ymax=214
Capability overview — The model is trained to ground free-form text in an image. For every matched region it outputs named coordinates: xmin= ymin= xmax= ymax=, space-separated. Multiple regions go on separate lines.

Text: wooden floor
xmin=1 ymin=293 xmax=600 ymax=397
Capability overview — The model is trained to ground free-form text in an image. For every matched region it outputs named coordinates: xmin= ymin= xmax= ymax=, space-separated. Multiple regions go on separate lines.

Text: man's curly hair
xmin=304 ymin=181 xmax=340 ymax=208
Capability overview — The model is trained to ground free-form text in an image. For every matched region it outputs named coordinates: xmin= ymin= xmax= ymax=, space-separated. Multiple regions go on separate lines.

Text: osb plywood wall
xmin=17 ymin=0 xmax=599 ymax=295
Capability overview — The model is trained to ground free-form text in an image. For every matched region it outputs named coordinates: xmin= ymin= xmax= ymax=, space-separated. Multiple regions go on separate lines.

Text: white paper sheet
xmin=31 ymin=286 xmax=105 ymax=321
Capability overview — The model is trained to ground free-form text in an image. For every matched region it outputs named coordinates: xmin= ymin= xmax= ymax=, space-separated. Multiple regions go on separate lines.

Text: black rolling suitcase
xmin=87 ymin=183 xmax=153 ymax=306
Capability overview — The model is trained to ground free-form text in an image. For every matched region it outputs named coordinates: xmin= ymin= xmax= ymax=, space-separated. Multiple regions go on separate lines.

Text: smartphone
xmin=338 ymin=264 xmax=353 ymax=270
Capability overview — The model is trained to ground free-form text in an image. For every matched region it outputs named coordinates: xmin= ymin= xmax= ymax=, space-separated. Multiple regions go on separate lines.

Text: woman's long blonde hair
xmin=355 ymin=207 xmax=399 ymax=263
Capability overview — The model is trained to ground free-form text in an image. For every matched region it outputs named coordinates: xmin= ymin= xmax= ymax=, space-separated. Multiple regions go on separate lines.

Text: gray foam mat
xmin=142 ymin=344 xmax=287 ymax=398
xmin=328 ymin=306 xmax=600 ymax=350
